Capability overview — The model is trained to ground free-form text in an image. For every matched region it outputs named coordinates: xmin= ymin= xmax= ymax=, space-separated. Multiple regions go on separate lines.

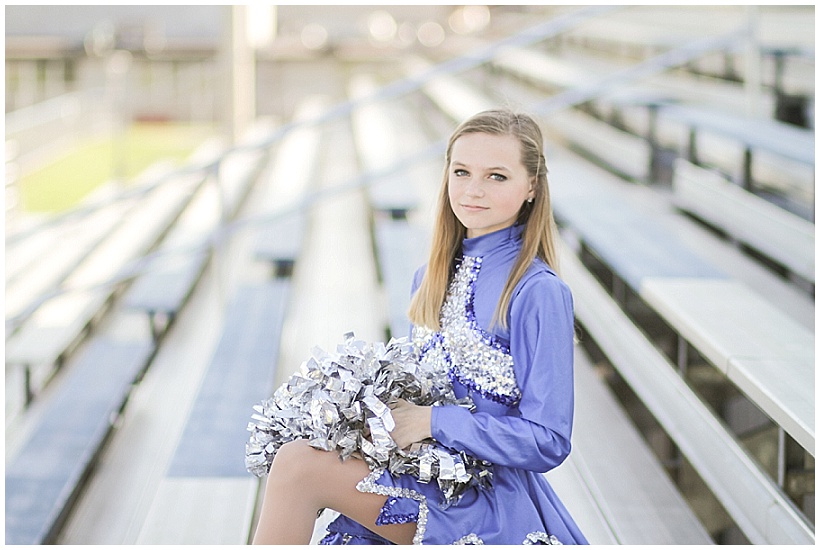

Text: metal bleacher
xmin=135 ymin=99 xmax=322 ymax=544
xmin=5 ymin=5 xmax=814 ymax=546
xmin=5 ymin=120 xmax=277 ymax=544
xmin=349 ymin=74 xmax=427 ymax=340
xmin=4 ymin=157 xmax=212 ymax=410
xmin=488 ymin=38 xmax=815 ymax=221
xmin=122 ymin=127 xmax=270 ymax=342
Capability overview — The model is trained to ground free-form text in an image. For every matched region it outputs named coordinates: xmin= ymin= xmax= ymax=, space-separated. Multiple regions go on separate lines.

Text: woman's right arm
xmin=429 ymin=273 xmax=576 ymax=473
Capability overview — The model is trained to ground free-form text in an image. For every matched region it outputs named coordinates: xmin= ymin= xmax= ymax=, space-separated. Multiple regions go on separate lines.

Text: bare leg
xmin=252 ymin=440 xmax=417 ymax=544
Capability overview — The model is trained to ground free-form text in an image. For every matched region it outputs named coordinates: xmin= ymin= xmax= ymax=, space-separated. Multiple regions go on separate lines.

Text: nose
xmin=464 ymin=176 xmax=484 ymax=197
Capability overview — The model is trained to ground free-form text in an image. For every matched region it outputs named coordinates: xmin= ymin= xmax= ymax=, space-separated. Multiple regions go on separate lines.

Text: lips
xmin=461 ymin=204 xmax=488 ymax=212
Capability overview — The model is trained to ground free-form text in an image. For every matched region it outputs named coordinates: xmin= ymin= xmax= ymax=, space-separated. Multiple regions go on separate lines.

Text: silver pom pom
xmin=245 ymin=333 xmax=492 ymax=506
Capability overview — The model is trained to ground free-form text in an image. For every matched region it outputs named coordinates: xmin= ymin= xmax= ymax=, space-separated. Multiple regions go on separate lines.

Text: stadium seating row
xmin=416 ymin=59 xmax=813 ymax=543
xmin=5 ymin=122 xmax=283 ymax=544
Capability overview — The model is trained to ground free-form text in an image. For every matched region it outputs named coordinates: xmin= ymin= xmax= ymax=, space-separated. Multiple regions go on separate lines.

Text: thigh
xmin=293 ymin=442 xmax=417 ymax=544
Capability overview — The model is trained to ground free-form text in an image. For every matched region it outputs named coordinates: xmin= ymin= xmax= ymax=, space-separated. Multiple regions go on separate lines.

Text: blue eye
xmin=454 ymin=169 xmax=469 ymax=177
xmin=489 ymin=173 xmax=507 ymax=182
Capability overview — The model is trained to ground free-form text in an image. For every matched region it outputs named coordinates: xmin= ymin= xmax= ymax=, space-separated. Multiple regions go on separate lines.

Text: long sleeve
xmin=430 ymin=270 xmax=575 ymax=473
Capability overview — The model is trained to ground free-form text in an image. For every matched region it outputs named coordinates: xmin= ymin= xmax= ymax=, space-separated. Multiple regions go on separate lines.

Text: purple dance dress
xmin=321 ymin=224 xmax=587 ymax=545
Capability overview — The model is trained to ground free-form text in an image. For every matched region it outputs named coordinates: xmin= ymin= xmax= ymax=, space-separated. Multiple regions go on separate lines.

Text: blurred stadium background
xmin=5 ymin=5 xmax=815 ymax=545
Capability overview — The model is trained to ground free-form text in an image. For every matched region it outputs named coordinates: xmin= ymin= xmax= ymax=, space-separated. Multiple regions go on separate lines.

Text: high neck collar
xmin=462 ymin=224 xmax=525 ymax=257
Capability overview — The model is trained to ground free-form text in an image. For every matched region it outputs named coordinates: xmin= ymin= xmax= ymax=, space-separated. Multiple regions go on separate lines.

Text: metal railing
xmin=6 ymin=5 xmax=753 ymax=330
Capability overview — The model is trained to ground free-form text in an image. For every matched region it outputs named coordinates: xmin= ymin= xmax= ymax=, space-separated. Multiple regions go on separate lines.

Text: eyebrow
xmin=451 ymin=161 xmax=511 ymax=172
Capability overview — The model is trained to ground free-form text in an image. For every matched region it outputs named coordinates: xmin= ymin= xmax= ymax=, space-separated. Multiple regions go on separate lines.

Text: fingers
xmin=387 ymin=398 xmax=406 ymax=410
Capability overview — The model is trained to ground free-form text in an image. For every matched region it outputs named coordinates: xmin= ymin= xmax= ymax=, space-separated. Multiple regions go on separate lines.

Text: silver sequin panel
xmin=357 ymin=468 xmax=428 ymax=545
xmin=413 ymin=256 xmax=522 ymax=407
xmin=453 ymin=531 xmax=562 ymax=545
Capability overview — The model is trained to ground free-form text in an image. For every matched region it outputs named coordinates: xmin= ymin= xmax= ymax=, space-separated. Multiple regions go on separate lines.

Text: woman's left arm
xmin=430 ymin=273 xmax=576 ymax=473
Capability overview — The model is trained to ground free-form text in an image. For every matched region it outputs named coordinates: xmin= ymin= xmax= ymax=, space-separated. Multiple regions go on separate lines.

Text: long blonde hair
xmin=408 ymin=109 xmax=560 ymax=331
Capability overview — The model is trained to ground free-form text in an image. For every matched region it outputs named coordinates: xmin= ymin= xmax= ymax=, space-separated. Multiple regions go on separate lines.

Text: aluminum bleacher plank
xmin=123 ymin=251 xmax=209 ymax=321
xmin=660 ymin=104 xmax=815 ymax=206
xmin=122 ymin=175 xmax=222 ymax=336
xmin=5 ymin=337 xmax=154 ymax=545
xmin=543 ymin=109 xmax=652 ymax=182
xmin=560 ymin=242 xmax=814 ymax=544
xmin=673 ymin=158 xmax=814 ymax=282
xmin=405 ymin=56 xmax=495 ymax=120
xmin=5 ymin=171 xmax=203 ymax=374
xmin=5 ymin=198 xmax=136 ymax=323
xmin=4 ymin=161 xmax=174 ymax=288
xmin=660 ymin=103 xmax=814 ymax=166
xmin=372 ymin=219 xmax=426 ymax=339
xmin=132 ymin=276 xmax=290 ymax=545
xmin=491 ymin=43 xmax=811 ymax=202
xmin=493 ymin=44 xmax=595 ymax=90
xmin=595 ymin=164 xmax=815 ymax=330
xmin=544 ymin=452 xmax=618 ymax=545
xmin=253 ymin=211 xmax=306 ymax=267
xmin=567 ymin=347 xmax=712 ymax=544
xmin=252 ymin=98 xmax=326 ymax=268
xmin=730 ymin=356 xmax=814 ymax=454
xmin=550 ymin=145 xmax=814 ymax=454
xmin=124 ymin=122 xmax=272 ymax=338
xmin=167 ymin=281 xmax=290 ymax=477
xmin=54 ymin=265 xmax=229 ymax=544
xmin=136 ymin=478 xmax=258 ymax=544
xmin=640 ymin=279 xmax=813 ymax=369
xmin=350 ymin=74 xmax=420 ymax=217
xmin=547 ymin=145 xmax=728 ymax=288
xmin=5 ymin=220 xmax=68 ymax=287
xmin=218 ymin=147 xmax=269 ymax=220
xmin=640 ymin=277 xmax=815 ymax=454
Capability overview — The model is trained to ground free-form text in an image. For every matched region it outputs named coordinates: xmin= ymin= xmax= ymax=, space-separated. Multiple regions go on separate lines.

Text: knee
xmin=267 ymin=439 xmax=320 ymax=484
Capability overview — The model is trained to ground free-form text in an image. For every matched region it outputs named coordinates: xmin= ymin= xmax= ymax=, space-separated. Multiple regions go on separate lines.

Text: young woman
xmin=252 ymin=109 xmax=586 ymax=545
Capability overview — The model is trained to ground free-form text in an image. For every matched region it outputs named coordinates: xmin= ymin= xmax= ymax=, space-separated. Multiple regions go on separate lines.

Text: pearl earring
xmin=527 ymin=197 xmax=534 ymax=203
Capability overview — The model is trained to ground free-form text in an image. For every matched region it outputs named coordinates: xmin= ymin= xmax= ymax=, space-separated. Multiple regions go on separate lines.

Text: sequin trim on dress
xmin=356 ymin=468 xmax=428 ymax=544
xmin=451 ymin=532 xmax=562 ymax=545
xmin=453 ymin=533 xmax=484 ymax=544
xmin=414 ymin=255 xmax=522 ymax=407
xmin=523 ymin=531 xmax=562 ymax=545
xmin=376 ymin=496 xmax=419 ymax=526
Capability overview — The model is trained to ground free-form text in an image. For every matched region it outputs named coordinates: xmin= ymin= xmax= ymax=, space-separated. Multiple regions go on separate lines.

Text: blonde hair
xmin=408 ymin=109 xmax=560 ymax=331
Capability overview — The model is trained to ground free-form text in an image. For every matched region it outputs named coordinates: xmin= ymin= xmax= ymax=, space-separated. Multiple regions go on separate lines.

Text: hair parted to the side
xmin=407 ymin=108 xmax=560 ymax=331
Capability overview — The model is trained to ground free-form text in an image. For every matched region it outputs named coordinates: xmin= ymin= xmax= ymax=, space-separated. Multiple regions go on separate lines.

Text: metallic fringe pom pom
xmin=245 ymin=333 xmax=493 ymax=507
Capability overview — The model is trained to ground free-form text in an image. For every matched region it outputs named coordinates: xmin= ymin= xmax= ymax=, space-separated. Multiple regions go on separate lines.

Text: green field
xmin=17 ymin=122 xmax=216 ymax=213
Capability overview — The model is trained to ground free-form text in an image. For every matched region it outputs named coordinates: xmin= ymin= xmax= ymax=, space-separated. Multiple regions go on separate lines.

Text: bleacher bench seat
xmin=135 ymin=281 xmax=290 ymax=544
xmin=5 ymin=337 xmax=154 ymax=544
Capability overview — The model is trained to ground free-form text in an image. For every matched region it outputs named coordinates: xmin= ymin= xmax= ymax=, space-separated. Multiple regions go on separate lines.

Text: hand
xmin=388 ymin=399 xmax=433 ymax=450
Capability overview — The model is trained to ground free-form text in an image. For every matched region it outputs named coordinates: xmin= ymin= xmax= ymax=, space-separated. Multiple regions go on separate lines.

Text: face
xmin=448 ymin=132 xmax=534 ymax=239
